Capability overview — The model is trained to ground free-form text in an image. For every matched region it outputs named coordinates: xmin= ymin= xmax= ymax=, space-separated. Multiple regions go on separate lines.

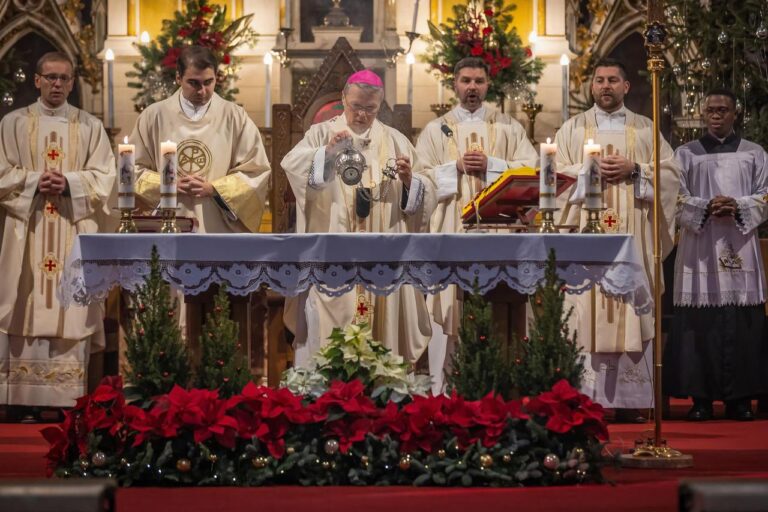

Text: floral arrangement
xmin=126 ymin=0 xmax=258 ymax=111
xmin=281 ymin=324 xmax=431 ymax=403
xmin=423 ymin=0 xmax=544 ymax=104
xmin=42 ymin=375 xmax=608 ymax=487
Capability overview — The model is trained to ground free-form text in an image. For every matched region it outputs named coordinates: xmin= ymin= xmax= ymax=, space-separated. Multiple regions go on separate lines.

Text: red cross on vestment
xmin=45 ymin=202 xmax=58 ymax=215
xmin=44 ymin=259 xmax=57 ymax=272
xmin=356 ymin=301 xmax=369 ymax=316
xmin=47 ymin=149 xmax=59 ymax=161
xmin=603 ymin=215 xmax=617 ymax=228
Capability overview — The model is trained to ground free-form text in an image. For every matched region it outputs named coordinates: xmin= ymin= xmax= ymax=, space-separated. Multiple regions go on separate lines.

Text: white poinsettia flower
xmin=280 ymin=367 xmax=328 ymax=398
xmin=343 ymin=323 xmax=372 ymax=343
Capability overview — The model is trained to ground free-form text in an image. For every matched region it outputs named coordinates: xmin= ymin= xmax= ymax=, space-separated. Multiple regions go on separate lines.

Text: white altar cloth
xmin=59 ymin=233 xmax=652 ymax=314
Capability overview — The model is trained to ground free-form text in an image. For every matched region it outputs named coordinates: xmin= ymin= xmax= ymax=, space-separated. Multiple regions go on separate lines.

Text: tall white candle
xmin=105 ymin=49 xmax=115 ymax=128
xmin=118 ymin=136 xmax=135 ymax=209
xmin=263 ymin=52 xmax=272 ymax=128
xmin=284 ymin=0 xmax=292 ymax=28
xmin=583 ymin=138 xmax=602 ymax=209
xmin=560 ymin=54 xmax=570 ymax=125
xmin=160 ymin=140 xmax=177 ymax=209
xmin=406 ymin=52 xmax=415 ymax=105
xmin=539 ymin=137 xmax=557 ymax=210
xmin=437 ymin=80 xmax=444 ymax=104
xmin=411 ymin=0 xmax=420 ymax=32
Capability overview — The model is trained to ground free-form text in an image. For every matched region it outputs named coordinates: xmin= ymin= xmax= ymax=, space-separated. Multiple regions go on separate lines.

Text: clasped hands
xmin=597 ymin=154 xmax=635 ymax=184
xmin=707 ymin=195 xmax=737 ymax=218
xmin=37 ymin=171 xmax=68 ymax=195
xmin=327 ymin=131 xmax=412 ymax=188
xmin=178 ymin=174 xmax=215 ymax=198
xmin=457 ymin=151 xmax=488 ymax=176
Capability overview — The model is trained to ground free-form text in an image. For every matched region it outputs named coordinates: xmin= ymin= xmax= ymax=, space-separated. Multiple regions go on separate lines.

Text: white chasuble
xmin=282 ymin=116 xmax=437 ymax=368
xmin=0 ymin=101 xmax=115 ymax=406
xmin=554 ymin=106 xmax=680 ymax=408
xmin=416 ymin=105 xmax=537 ymax=393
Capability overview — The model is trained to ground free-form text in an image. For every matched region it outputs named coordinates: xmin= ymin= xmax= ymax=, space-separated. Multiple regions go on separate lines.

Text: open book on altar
xmin=461 ymin=167 xmax=576 ymax=224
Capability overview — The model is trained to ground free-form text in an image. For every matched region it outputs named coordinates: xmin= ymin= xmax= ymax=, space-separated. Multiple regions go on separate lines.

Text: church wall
xmin=99 ymin=0 xmax=570 ymax=142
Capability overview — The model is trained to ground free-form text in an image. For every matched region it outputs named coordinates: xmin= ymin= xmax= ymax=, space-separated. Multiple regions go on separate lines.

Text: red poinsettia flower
xmin=161 ymin=47 xmax=182 ymax=69
xmin=222 ymin=54 xmax=231 ymax=65
xmin=314 ymin=380 xmax=378 ymax=416
xmin=470 ymin=44 xmax=484 ymax=56
xmin=525 ymin=46 xmax=533 ymax=58
xmin=324 ymin=417 xmax=372 ymax=453
xmin=399 ymin=395 xmax=448 ymax=453
xmin=484 ymin=8 xmax=494 ymax=17
xmin=482 ymin=26 xmax=493 ymax=37
xmin=178 ymin=27 xmax=191 ymax=39
xmin=200 ymin=5 xmax=213 ymax=14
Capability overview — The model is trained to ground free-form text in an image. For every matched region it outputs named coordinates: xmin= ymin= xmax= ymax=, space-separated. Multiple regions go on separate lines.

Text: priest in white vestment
xmin=282 ymin=70 xmax=437 ymax=368
xmin=0 ymin=52 xmax=115 ymax=410
xmin=132 ymin=45 xmax=270 ymax=233
xmin=664 ymin=89 xmax=768 ymax=422
xmin=415 ymin=57 xmax=538 ymax=393
xmin=555 ymin=59 xmax=680 ymax=417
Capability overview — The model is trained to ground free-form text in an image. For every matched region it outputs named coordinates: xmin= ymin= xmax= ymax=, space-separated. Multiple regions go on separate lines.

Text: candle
xmin=118 ymin=136 xmax=135 ymax=209
xmin=411 ymin=0 xmax=420 ymax=33
xmin=104 ymin=49 xmax=114 ymax=128
xmin=437 ymin=79 xmax=444 ymax=104
xmin=406 ymin=52 xmax=415 ymax=105
xmin=160 ymin=140 xmax=177 ymax=209
xmin=284 ymin=0 xmax=292 ymax=29
xmin=560 ymin=54 xmax=570 ymax=125
xmin=263 ymin=52 xmax=272 ymax=128
xmin=583 ymin=138 xmax=602 ymax=209
xmin=539 ymin=137 xmax=557 ymax=210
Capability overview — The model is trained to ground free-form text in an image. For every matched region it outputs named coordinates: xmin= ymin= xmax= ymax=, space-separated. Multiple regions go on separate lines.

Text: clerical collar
xmin=594 ymin=104 xmax=627 ymax=127
xmin=700 ymin=131 xmax=740 ymax=154
xmin=454 ymin=104 xmax=487 ymax=123
xmin=179 ymin=94 xmax=212 ymax=121
xmin=37 ymin=98 xmax=68 ymax=117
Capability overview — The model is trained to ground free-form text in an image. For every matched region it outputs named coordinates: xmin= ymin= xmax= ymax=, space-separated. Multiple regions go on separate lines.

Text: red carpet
xmin=1 ymin=400 xmax=767 ymax=512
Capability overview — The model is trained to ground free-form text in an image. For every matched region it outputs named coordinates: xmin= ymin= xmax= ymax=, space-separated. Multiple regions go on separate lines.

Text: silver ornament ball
xmin=757 ymin=24 xmax=768 ymax=40
xmin=91 ymin=451 xmax=107 ymax=467
xmin=543 ymin=453 xmax=560 ymax=470
xmin=672 ymin=65 xmax=682 ymax=76
xmin=701 ymin=58 xmax=712 ymax=71
xmin=1 ymin=92 xmax=13 ymax=107
xmin=324 ymin=438 xmax=339 ymax=455
xmin=718 ymin=31 xmax=728 ymax=45
xmin=663 ymin=104 xmax=672 ymax=115
xmin=13 ymin=68 xmax=25 ymax=83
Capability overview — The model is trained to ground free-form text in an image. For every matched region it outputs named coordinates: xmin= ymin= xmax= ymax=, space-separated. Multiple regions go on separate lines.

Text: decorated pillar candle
xmin=539 ymin=137 xmax=557 ymax=210
xmin=160 ymin=140 xmax=177 ymax=209
xmin=117 ymin=136 xmax=135 ymax=209
xmin=583 ymin=138 xmax=602 ymax=209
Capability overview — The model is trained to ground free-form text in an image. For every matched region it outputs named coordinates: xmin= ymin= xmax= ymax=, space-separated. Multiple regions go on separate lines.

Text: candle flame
xmin=546 ymin=137 xmax=551 ymax=144
xmin=104 ymin=49 xmax=115 ymax=61
xmin=587 ymin=139 xmax=594 ymax=145
xmin=140 ymin=31 xmax=150 ymax=44
xmin=123 ymin=136 xmax=128 ymax=144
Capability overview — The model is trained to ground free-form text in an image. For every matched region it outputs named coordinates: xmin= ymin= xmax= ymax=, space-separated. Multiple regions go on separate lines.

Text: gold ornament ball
xmin=324 ymin=438 xmax=340 ymax=455
xmin=79 ymin=458 xmax=90 ymax=470
xmin=572 ymin=447 xmax=585 ymax=461
xmin=360 ymin=455 xmax=369 ymax=467
xmin=502 ymin=454 xmax=512 ymax=463
xmin=543 ymin=454 xmax=560 ymax=470
xmin=398 ymin=456 xmax=411 ymax=471
xmin=479 ymin=454 xmax=493 ymax=468
xmin=176 ymin=458 xmax=192 ymax=473
xmin=119 ymin=458 xmax=128 ymax=468
xmin=208 ymin=453 xmax=218 ymax=464
xmin=252 ymin=456 xmax=268 ymax=469
xmin=321 ymin=460 xmax=331 ymax=470
xmin=286 ymin=446 xmax=295 ymax=455
xmin=91 ymin=451 xmax=107 ymax=467
xmin=437 ymin=449 xmax=446 ymax=459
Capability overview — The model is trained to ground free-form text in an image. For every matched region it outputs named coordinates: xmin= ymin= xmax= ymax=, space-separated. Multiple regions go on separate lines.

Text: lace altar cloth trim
xmin=59 ymin=233 xmax=653 ymax=314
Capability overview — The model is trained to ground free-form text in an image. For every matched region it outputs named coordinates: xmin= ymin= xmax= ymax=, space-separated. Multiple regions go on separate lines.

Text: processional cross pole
xmin=620 ymin=0 xmax=692 ymax=468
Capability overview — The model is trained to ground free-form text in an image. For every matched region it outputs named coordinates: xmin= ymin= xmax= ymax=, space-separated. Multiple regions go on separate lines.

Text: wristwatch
xmin=630 ymin=163 xmax=641 ymax=181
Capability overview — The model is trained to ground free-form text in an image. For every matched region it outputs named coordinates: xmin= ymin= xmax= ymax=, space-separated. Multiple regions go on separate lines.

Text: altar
xmin=60 ymin=232 xmax=652 ymax=383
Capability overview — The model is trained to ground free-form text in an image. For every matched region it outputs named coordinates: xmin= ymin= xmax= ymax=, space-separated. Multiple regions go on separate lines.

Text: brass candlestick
xmin=538 ymin=208 xmax=558 ymax=233
xmin=160 ymin=207 xmax=178 ymax=233
xmin=430 ymin=103 xmax=451 ymax=118
xmin=582 ymin=207 xmax=605 ymax=234
xmin=117 ymin=208 xmax=137 ymax=233
xmin=521 ymin=102 xmax=543 ymax=144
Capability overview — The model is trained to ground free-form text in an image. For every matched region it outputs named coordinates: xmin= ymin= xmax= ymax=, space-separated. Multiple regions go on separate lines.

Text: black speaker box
xmin=680 ymin=479 xmax=768 ymax=512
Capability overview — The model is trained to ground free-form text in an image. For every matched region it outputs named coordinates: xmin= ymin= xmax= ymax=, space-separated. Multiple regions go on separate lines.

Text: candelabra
xmin=521 ymin=101 xmax=543 ymax=144
xmin=118 ymin=208 xmax=137 ymax=233
xmin=581 ymin=208 xmax=605 ymax=234
xmin=160 ymin=208 xmax=178 ymax=233
xmin=538 ymin=209 xmax=558 ymax=233
xmin=384 ymin=31 xmax=420 ymax=67
xmin=272 ymin=27 xmax=293 ymax=67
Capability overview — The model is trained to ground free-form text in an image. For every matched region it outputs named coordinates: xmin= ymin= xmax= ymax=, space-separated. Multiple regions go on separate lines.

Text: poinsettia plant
xmin=281 ymin=323 xmax=431 ymax=404
xmin=423 ymin=0 xmax=544 ymax=104
xmin=42 ymin=376 xmax=608 ymax=487
xmin=126 ymin=0 xmax=258 ymax=111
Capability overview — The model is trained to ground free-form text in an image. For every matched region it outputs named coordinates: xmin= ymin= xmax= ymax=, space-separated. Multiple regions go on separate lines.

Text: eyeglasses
xmin=346 ymin=103 xmax=379 ymax=116
xmin=704 ymin=107 xmax=732 ymax=116
xmin=39 ymin=74 xmax=73 ymax=84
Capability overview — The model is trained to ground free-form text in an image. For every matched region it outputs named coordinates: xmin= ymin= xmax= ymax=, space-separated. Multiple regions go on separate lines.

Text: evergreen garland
xmin=512 ymin=249 xmax=584 ymax=396
xmin=447 ymin=287 xmax=515 ymax=400
xmin=124 ymin=246 xmax=191 ymax=401
xmin=423 ymin=0 xmax=544 ymax=105
xmin=196 ymin=286 xmax=250 ymax=397
xmin=126 ymin=0 xmax=258 ymax=111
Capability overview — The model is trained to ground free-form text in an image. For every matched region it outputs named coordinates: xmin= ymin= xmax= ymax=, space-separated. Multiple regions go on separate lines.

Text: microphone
xmin=440 ymin=123 xmax=454 ymax=138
